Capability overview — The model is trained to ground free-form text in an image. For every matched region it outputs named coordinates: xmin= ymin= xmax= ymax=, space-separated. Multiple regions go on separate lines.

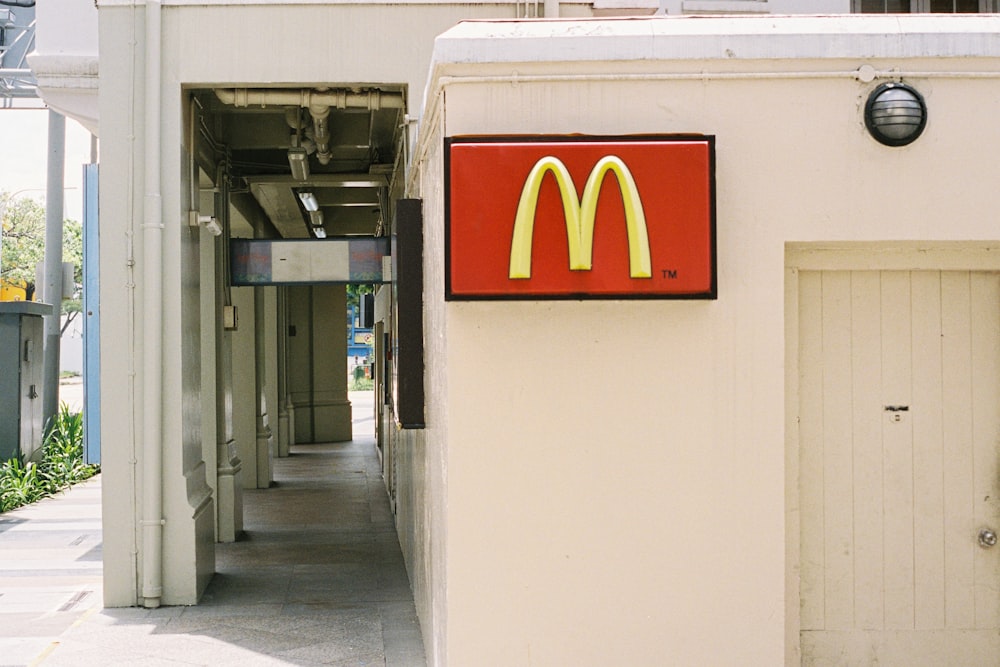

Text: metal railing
xmin=0 ymin=5 xmax=38 ymax=107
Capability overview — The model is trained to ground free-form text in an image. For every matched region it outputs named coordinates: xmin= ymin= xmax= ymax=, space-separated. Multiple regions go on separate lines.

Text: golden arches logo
xmin=508 ymin=155 xmax=652 ymax=280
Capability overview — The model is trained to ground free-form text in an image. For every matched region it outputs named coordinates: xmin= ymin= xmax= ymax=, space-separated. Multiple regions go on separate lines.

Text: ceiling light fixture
xmin=298 ymin=191 xmax=319 ymax=212
xmin=288 ymin=147 xmax=310 ymax=180
xmin=314 ymin=227 xmax=327 ymax=239
xmin=308 ymin=210 xmax=324 ymax=227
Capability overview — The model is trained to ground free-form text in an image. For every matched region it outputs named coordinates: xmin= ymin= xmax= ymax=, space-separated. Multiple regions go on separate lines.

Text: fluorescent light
xmin=288 ymin=148 xmax=309 ymax=180
xmin=313 ymin=227 xmax=327 ymax=239
xmin=298 ymin=191 xmax=319 ymax=211
xmin=308 ymin=210 xmax=324 ymax=227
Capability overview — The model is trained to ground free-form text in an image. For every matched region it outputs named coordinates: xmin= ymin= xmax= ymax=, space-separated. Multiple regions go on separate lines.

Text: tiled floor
xmin=0 ymin=391 xmax=427 ymax=666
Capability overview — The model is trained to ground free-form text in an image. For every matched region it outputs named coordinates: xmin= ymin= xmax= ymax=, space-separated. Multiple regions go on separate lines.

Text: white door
xmin=798 ymin=270 xmax=1000 ymax=665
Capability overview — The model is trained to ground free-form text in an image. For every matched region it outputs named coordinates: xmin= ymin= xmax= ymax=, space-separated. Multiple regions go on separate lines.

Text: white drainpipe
xmin=141 ymin=0 xmax=164 ymax=609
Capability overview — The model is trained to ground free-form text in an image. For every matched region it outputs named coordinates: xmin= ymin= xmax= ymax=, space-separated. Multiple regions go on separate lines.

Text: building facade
xmin=27 ymin=1 xmax=1000 ymax=664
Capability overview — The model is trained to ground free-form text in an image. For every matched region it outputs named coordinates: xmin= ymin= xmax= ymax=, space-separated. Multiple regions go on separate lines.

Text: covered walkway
xmin=0 ymin=391 xmax=426 ymax=666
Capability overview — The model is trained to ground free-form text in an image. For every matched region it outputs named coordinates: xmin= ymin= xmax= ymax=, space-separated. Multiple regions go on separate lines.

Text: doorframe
xmin=783 ymin=241 xmax=1000 ymax=666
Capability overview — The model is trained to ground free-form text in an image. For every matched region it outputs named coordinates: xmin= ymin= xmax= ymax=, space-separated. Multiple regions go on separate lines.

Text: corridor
xmin=2 ymin=390 xmax=427 ymax=666
xmin=204 ymin=390 xmax=427 ymax=665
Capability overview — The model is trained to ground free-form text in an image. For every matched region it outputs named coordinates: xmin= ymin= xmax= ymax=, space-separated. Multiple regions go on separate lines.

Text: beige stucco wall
xmin=98 ymin=3 xmax=1000 ymax=662
xmin=414 ymin=19 xmax=1000 ymax=665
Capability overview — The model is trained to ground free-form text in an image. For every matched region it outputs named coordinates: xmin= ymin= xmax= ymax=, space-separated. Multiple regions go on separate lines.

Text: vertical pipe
xmin=141 ymin=0 xmax=164 ymax=609
xmin=41 ymin=110 xmax=66 ymax=433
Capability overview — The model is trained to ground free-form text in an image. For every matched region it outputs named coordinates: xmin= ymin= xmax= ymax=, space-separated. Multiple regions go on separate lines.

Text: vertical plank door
xmin=799 ymin=270 xmax=1000 ymax=665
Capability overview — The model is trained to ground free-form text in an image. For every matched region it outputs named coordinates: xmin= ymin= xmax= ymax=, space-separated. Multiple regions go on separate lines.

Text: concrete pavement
xmin=0 ymin=391 xmax=427 ymax=666
xmin=0 ymin=475 xmax=102 ymax=666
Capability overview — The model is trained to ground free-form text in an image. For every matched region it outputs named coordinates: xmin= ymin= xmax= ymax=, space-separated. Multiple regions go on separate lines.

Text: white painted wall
xmin=414 ymin=15 xmax=1000 ymax=666
xmin=30 ymin=0 xmax=98 ymax=133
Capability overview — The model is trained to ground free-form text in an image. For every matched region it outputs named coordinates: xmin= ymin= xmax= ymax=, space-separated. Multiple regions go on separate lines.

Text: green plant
xmin=350 ymin=377 xmax=374 ymax=391
xmin=0 ymin=403 xmax=98 ymax=514
xmin=0 ymin=459 xmax=49 ymax=512
xmin=41 ymin=405 xmax=94 ymax=486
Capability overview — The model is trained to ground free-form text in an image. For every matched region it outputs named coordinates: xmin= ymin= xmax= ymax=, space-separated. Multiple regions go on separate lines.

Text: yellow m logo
xmin=509 ymin=155 xmax=652 ymax=280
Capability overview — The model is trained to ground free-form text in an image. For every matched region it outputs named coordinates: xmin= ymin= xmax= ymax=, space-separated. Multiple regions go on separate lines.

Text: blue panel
xmin=82 ymin=164 xmax=100 ymax=466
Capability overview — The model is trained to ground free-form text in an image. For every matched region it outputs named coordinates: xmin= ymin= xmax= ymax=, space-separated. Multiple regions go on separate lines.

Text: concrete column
xmin=283 ymin=287 xmax=296 ymax=447
xmin=232 ymin=285 xmax=258 ymax=488
xmin=276 ymin=287 xmax=290 ymax=457
xmin=288 ymin=285 xmax=351 ymax=443
xmin=199 ymin=211 xmax=218 ymax=540
xmin=213 ymin=189 xmax=242 ymax=540
xmin=315 ymin=285 xmax=351 ymax=442
xmin=253 ymin=284 xmax=273 ymax=487
xmin=41 ymin=110 xmax=65 ymax=429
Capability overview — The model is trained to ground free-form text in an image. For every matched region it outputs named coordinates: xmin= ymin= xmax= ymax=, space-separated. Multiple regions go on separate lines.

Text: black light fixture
xmin=864 ymin=82 xmax=927 ymax=147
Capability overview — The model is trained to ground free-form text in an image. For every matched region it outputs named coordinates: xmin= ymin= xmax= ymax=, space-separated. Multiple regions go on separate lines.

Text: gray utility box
xmin=0 ymin=302 xmax=52 ymax=462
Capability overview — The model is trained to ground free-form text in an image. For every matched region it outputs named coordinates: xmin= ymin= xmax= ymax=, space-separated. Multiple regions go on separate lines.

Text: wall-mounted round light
xmin=864 ymin=82 xmax=927 ymax=147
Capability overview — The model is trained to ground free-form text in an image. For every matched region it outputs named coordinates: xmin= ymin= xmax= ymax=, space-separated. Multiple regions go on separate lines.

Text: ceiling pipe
xmin=217 ymin=88 xmax=403 ymax=168
xmin=214 ymin=88 xmax=404 ymax=111
xmin=309 ymin=103 xmax=332 ymax=166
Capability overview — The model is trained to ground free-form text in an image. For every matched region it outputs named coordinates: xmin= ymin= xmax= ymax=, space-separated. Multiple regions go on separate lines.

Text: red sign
xmin=445 ymin=135 xmax=715 ymax=300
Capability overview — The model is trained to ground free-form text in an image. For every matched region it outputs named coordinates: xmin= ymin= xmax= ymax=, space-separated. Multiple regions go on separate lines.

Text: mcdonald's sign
xmin=446 ymin=135 xmax=715 ymax=299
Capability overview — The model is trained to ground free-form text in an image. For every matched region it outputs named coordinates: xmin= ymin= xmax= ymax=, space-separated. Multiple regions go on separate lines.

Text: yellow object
xmin=0 ymin=280 xmax=28 ymax=302
xmin=509 ymin=155 xmax=651 ymax=280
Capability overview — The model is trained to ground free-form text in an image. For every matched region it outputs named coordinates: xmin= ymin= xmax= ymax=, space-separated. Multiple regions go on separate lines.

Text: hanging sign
xmin=446 ymin=135 xmax=715 ymax=300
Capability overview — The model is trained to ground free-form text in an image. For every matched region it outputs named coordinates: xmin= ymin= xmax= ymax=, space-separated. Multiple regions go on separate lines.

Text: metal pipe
xmin=214 ymin=88 xmax=404 ymax=111
xmin=309 ymin=104 xmax=332 ymax=166
xmin=140 ymin=0 xmax=164 ymax=610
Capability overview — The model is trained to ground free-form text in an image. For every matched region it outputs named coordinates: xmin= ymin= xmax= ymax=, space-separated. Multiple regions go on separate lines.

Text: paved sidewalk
xmin=0 ymin=475 xmax=103 ymax=666
xmin=0 ymin=392 xmax=427 ymax=667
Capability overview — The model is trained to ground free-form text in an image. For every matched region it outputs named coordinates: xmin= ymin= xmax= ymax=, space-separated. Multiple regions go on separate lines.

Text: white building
xmin=30 ymin=2 xmax=1000 ymax=664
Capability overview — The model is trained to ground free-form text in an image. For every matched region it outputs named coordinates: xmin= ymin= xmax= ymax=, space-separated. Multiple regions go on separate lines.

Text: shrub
xmin=0 ymin=459 xmax=49 ymax=512
xmin=350 ymin=377 xmax=373 ymax=391
xmin=0 ymin=403 xmax=99 ymax=513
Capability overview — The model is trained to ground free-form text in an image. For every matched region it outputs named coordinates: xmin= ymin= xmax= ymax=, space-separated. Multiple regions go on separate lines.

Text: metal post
xmin=41 ymin=110 xmax=65 ymax=431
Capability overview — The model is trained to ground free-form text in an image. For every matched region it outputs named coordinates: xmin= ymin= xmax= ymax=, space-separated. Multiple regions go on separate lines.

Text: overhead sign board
xmin=230 ymin=238 xmax=390 ymax=286
xmin=445 ymin=135 xmax=715 ymax=300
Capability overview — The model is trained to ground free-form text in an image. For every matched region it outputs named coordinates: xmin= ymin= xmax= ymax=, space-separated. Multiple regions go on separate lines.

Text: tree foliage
xmin=1 ymin=192 xmax=83 ymax=324
xmin=346 ymin=283 xmax=373 ymax=309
